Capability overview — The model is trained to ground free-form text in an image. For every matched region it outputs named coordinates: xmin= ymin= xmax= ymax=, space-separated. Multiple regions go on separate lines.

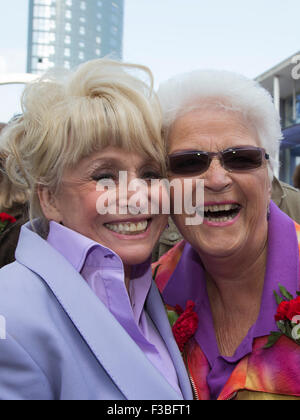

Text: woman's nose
xmin=204 ymin=157 xmax=233 ymax=192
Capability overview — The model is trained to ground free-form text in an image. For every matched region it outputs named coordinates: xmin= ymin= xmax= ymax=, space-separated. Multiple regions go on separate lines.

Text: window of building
xmin=64 ymin=48 xmax=71 ymax=57
xmin=50 ymin=20 xmax=56 ymax=30
xmin=79 ymin=51 xmax=85 ymax=60
xmin=33 ymin=18 xmax=53 ymax=31
xmin=65 ymin=35 xmax=71 ymax=45
xmin=32 ymin=44 xmax=54 ymax=58
xmin=65 ymin=10 xmax=72 ymax=19
xmin=65 ymin=22 xmax=71 ymax=32
xmin=33 ymin=5 xmax=55 ymax=18
xmin=79 ymin=26 xmax=85 ymax=35
xmin=33 ymin=31 xmax=54 ymax=44
xmin=80 ymin=1 xmax=86 ymax=10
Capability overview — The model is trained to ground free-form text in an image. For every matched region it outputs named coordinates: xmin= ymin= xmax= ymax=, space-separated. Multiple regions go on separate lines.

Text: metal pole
xmin=273 ymin=76 xmax=280 ymax=178
xmin=273 ymin=75 xmax=280 ymax=112
xmin=292 ymin=79 xmax=297 ymax=123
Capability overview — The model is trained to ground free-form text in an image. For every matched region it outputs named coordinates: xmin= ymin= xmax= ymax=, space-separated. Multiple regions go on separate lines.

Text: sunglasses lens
xmin=169 ymin=153 xmax=209 ymax=175
xmin=223 ymin=149 xmax=263 ymax=171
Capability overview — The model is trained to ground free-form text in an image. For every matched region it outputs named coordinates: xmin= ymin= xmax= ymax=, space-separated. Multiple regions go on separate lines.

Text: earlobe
xmin=37 ymin=185 xmax=62 ymax=222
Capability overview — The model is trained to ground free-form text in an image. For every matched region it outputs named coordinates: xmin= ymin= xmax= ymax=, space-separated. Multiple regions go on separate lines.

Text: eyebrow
xmin=90 ymin=155 xmax=159 ymax=166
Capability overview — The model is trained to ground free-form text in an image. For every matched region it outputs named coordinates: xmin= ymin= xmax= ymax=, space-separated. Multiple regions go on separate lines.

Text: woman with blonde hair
xmin=0 ymin=59 xmax=192 ymax=400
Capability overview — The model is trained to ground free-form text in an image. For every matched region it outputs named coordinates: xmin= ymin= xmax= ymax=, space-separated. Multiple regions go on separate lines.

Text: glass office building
xmin=27 ymin=0 xmax=124 ymax=74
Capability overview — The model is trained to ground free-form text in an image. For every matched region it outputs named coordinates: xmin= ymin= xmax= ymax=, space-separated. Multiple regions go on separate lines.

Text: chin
xmin=199 ymin=241 xmax=241 ymax=258
xmin=118 ymin=250 xmax=152 ymax=267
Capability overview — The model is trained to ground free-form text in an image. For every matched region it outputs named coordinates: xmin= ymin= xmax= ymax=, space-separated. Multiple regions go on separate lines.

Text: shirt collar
xmin=254 ymin=200 xmax=299 ymax=335
xmin=46 ymin=221 xmax=153 ymax=315
xmin=46 ymin=221 xmax=122 ymax=272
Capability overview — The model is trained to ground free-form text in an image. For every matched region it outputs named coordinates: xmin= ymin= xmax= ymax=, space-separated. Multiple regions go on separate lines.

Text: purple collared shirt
xmin=162 ymin=201 xmax=300 ymax=399
xmin=47 ymin=221 xmax=182 ymax=397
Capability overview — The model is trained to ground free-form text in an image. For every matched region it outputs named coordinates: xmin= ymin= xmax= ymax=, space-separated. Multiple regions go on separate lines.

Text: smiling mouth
xmin=204 ymin=203 xmax=242 ymax=223
xmin=104 ymin=219 xmax=151 ymax=235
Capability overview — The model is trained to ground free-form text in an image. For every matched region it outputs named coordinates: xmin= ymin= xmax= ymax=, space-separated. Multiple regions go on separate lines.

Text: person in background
xmin=272 ymin=176 xmax=300 ymax=224
xmin=0 ymin=122 xmax=29 ymax=268
xmin=0 ymin=59 xmax=192 ymax=400
xmin=154 ymin=69 xmax=300 ymax=400
xmin=293 ymin=163 xmax=300 ymax=189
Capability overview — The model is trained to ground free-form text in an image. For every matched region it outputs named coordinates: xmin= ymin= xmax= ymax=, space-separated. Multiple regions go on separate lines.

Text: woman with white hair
xmin=0 ymin=59 xmax=193 ymax=400
xmin=154 ymin=70 xmax=300 ymax=400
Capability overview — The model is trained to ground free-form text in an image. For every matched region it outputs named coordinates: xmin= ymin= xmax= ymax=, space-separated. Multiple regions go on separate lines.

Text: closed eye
xmin=141 ymin=171 xmax=163 ymax=180
xmin=92 ymin=173 xmax=116 ymax=181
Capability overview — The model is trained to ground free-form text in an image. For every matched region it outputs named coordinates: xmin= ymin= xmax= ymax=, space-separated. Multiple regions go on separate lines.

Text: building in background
xmin=256 ymin=51 xmax=300 ymax=185
xmin=27 ymin=0 xmax=124 ymax=74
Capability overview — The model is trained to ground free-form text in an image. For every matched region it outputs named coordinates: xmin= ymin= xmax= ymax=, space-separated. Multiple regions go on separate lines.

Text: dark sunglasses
xmin=168 ymin=146 xmax=270 ymax=175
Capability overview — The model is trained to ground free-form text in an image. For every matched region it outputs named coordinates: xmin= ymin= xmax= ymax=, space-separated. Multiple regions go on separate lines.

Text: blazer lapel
xmin=15 ymin=224 xmax=183 ymax=400
xmin=146 ymin=282 xmax=193 ymax=400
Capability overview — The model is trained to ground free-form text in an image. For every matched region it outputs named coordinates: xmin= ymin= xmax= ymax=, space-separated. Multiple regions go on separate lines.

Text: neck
xmin=201 ymin=231 xmax=268 ymax=357
xmin=205 ymin=233 xmax=268 ymax=307
xmin=205 ymin=241 xmax=267 ymax=311
xmin=124 ymin=265 xmax=131 ymax=293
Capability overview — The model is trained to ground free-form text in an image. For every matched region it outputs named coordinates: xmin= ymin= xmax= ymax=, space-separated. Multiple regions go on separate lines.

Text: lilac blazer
xmin=0 ymin=221 xmax=193 ymax=400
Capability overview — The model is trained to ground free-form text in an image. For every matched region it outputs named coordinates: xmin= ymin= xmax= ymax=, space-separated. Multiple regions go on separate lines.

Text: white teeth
xmin=204 ymin=203 xmax=239 ymax=213
xmin=105 ymin=220 xmax=148 ymax=234
xmin=206 ymin=214 xmax=236 ymax=223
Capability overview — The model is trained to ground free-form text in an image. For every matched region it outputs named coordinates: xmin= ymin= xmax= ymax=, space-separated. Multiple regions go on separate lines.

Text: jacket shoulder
xmin=280 ymin=181 xmax=300 ymax=194
xmin=0 ymin=260 xmax=44 ymax=292
xmin=0 ymin=260 xmax=59 ymax=330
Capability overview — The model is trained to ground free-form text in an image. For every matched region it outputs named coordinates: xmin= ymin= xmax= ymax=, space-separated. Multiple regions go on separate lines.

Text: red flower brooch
xmin=265 ymin=284 xmax=300 ymax=349
xmin=152 ymin=265 xmax=199 ymax=352
xmin=0 ymin=212 xmax=16 ymax=234
xmin=167 ymin=301 xmax=199 ymax=352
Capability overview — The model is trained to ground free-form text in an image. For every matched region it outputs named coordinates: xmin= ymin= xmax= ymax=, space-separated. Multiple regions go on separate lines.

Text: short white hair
xmin=157 ymin=69 xmax=283 ymax=179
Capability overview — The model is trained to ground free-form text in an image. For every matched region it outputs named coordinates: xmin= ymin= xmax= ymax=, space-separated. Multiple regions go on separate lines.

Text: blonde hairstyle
xmin=158 ymin=69 xmax=283 ymax=180
xmin=0 ymin=124 xmax=28 ymax=213
xmin=0 ymin=59 xmax=165 ymax=222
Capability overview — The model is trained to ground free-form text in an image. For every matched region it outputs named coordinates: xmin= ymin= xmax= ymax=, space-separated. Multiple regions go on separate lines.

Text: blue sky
xmin=1 ymin=0 xmax=300 ymax=121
